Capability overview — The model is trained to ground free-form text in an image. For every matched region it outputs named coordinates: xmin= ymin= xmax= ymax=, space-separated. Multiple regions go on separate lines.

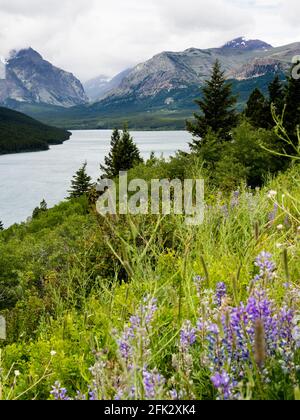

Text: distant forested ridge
xmin=0 ymin=107 xmax=71 ymax=155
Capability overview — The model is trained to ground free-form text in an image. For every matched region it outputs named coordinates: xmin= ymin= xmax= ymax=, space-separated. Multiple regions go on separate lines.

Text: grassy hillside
xmin=0 ymin=107 xmax=71 ymax=155
xmin=0 ymin=155 xmax=300 ymax=400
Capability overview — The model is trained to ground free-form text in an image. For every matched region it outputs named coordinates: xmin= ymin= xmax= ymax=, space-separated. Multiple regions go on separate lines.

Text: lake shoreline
xmin=0 ymin=133 xmax=72 ymax=157
xmin=0 ymin=129 xmax=190 ymax=227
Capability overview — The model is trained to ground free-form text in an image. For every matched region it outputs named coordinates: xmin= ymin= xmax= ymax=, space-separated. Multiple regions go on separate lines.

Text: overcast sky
xmin=0 ymin=0 xmax=299 ymax=82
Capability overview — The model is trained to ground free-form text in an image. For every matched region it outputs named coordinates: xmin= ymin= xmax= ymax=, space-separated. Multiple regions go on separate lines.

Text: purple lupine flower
xmin=211 ymin=371 xmax=234 ymax=400
xmin=208 ymin=324 xmax=220 ymax=335
xmin=143 ymin=369 xmax=165 ymax=399
xmin=143 ymin=297 xmax=158 ymax=325
xmin=114 ymin=296 xmax=163 ymax=399
xmin=115 ymin=386 xmax=136 ymax=400
xmin=50 ymin=382 xmax=70 ymax=400
xmin=230 ymin=191 xmax=240 ymax=209
xmin=169 ymin=389 xmax=185 ymax=400
xmin=170 ymin=389 xmax=178 ymax=400
xmin=75 ymin=391 xmax=87 ymax=400
xmin=215 ymin=282 xmax=227 ymax=306
xmin=117 ymin=325 xmax=135 ymax=362
xmin=221 ymin=205 xmax=229 ymax=218
xmin=180 ymin=321 xmax=197 ymax=350
xmin=199 ymin=282 xmax=298 ymax=397
xmin=254 ymin=251 xmax=276 ymax=282
xmin=48 ymin=280 xmax=300 ymax=401
xmin=268 ymin=203 xmax=278 ymax=223
xmin=114 ymin=390 xmax=124 ymax=400
xmin=88 ymin=386 xmax=97 ymax=401
xmin=117 ymin=296 xmax=158 ymax=365
xmin=233 ymin=191 xmax=240 ymax=198
xmin=197 ymin=319 xmax=208 ymax=333
xmin=130 ymin=315 xmax=141 ymax=329
xmin=193 ymin=276 xmax=205 ymax=298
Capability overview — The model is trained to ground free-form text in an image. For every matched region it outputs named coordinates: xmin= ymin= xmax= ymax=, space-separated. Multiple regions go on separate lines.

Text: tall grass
xmin=1 ymin=160 xmax=300 ymax=399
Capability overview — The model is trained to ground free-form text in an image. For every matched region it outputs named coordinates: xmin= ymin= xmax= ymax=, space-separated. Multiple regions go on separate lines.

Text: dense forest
xmin=0 ymin=107 xmax=71 ymax=155
xmin=0 ymin=60 xmax=300 ymax=400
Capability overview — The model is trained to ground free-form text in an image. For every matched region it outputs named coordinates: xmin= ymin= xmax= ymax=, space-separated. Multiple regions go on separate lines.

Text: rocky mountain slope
xmin=0 ymin=48 xmax=88 ymax=108
xmin=95 ymin=38 xmax=297 ymax=110
xmin=83 ymin=75 xmax=110 ymax=102
xmin=84 ymin=69 xmax=132 ymax=102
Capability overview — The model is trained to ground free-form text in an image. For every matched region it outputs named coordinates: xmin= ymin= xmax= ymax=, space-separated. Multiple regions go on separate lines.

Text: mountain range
xmin=94 ymin=37 xmax=294 ymax=108
xmin=0 ymin=37 xmax=298 ymax=129
xmin=83 ymin=69 xmax=132 ymax=102
xmin=0 ymin=48 xmax=87 ymax=108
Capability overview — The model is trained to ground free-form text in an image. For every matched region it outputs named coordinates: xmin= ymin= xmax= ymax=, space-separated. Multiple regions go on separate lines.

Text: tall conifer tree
xmin=187 ymin=60 xmax=238 ymax=151
xmin=245 ymin=88 xmax=269 ymax=128
xmin=100 ymin=126 xmax=143 ymax=178
xmin=268 ymin=75 xmax=284 ymax=112
xmin=68 ymin=163 xmax=93 ymax=199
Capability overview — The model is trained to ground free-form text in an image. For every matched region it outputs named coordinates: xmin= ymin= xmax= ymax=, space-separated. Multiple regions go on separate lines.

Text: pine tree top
xmin=100 ymin=127 xmax=143 ymax=179
xmin=68 ymin=162 xmax=93 ymax=199
xmin=268 ymin=75 xmax=283 ymax=103
xmin=187 ymin=60 xmax=238 ymax=144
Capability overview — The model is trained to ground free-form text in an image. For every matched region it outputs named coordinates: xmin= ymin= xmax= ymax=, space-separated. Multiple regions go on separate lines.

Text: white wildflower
xmin=267 ymin=190 xmax=277 ymax=199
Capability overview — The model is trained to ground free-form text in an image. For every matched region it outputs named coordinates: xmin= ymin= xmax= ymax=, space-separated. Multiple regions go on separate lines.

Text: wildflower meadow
xmin=1 ymin=162 xmax=300 ymax=401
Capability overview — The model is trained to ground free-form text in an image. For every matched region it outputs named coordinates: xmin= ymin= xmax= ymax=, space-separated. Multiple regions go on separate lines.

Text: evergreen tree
xmin=100 ymin=126 xmax=143 ymax=178
xmin=187 ymin=60 xmax=238 ymax=150
xmin=32 ymin=207 xmax=40 ymax=219
xmin=68 ymin=162 xmax=93 ymax=199
xmin=266 ymin=75 xmax=284 ymax=127
xmin=284 ymin=62 xmax=300 ymax=143
xmin=0 ymin=220 xmax=4 ymax=231
xmin=32 ymin=199 xmax=48 ymax=219
xmin=268 ymin=75 xmax=284 ymax=110
xmin=40 ymin=199 xmax=48 ymax=212
xmin=100 ymin=129 xmax=121 ymax=179
xmin=245 ymin=88 xmax=269 ymax=128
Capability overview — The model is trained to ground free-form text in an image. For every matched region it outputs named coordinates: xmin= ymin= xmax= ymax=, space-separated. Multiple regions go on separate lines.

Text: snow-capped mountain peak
xmin=221 ymin=37 xmax=273 ymax=51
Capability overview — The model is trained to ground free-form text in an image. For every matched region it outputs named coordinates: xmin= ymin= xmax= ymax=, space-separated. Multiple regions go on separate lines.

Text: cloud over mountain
xmin=0 ymin=0 xmax=299 ymax=81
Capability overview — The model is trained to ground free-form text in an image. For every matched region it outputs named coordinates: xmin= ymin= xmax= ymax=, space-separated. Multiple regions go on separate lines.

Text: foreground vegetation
xmin=1 ymin=154 xmax=300 ymax=399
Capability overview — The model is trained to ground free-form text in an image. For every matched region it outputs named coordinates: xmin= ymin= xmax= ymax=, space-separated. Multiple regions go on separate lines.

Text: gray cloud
xmin=0 ymin=0 xmax=89 ymax=17
xmin=157 ymin=0 xmax=252 ymax=31
xmin=0 ymin=0 xmax=299 ymax=81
